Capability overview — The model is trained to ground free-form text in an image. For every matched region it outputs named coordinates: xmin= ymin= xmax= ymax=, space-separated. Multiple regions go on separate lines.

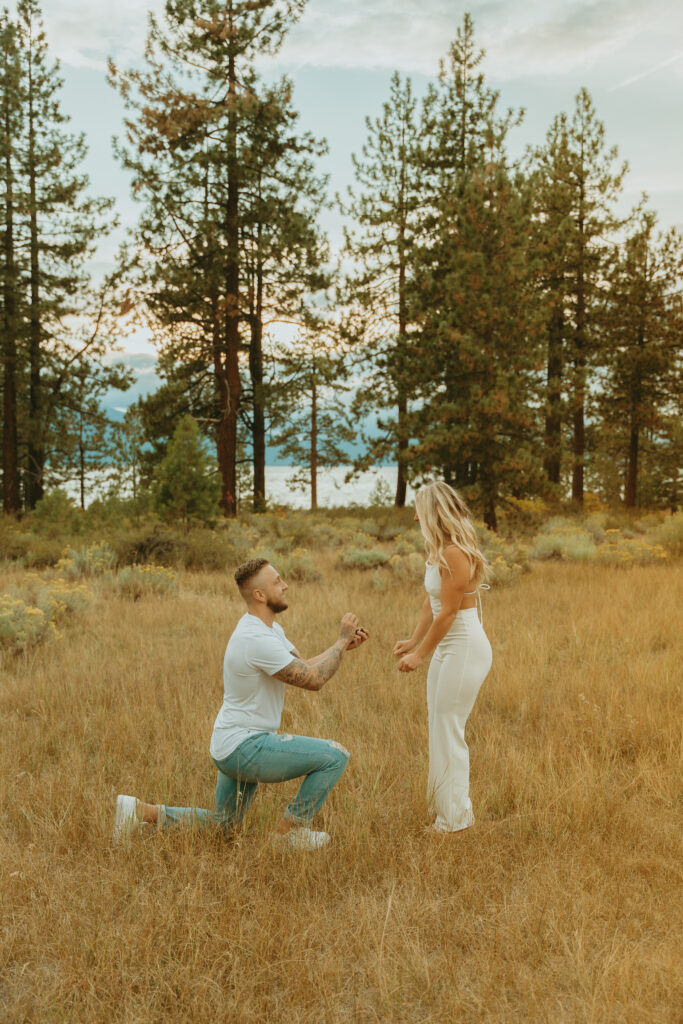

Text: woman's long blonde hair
xmin=415 ymin=481 xmax=488 ymax=585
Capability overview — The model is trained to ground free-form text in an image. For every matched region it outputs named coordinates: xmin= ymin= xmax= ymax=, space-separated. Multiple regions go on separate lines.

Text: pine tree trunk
xmin=79 ymin=416 xmax=85 ymax=511
xmin=572 ymin=182 xmax=586 ymax=504
xmin=26 ymin=48 xmax=44 ymax=509
xmin=484 ymin=496 xmax=497 ymax=532
xmin=395 ymin=393 xmax=408 ymax=506
xmin=310 ymin=377 xmax=317 ymax=511
xmin=2 ymin=77 xmax=20 ymax=515
xmin=213 ymin=305 xmax=239 ymax=519
xmin=251 ymin=217 xmax=266 ymax=512
xmin=216 ymin=39 xmax=241 ymax=518
xmin=625 ymin=370 xmax=642 ymax=507
xmin=544 ymin=301 xmax=563 ymax=484
xmin=395 ymin=159 xmax=408 ymax=508
xmin=625 ymin=420 xmax=639 ymax=508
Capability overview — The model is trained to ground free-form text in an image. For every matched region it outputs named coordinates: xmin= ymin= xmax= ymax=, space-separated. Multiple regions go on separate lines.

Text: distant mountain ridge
xmin=102 ymin=352 xmax=390 ymax=465
xmin=103 ymin=352 xmax=160 ymax=421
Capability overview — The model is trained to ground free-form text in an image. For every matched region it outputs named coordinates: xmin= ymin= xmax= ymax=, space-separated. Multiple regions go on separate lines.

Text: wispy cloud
xmin=273 ymin=0 xmax=683 ymax=81
xmin=612 ymin=50 xmax=683 ymax=90
xmin=42 ymin=0 xmax=165 ymax=71
xmin=40 ymin=0 xmax=683 ymax=83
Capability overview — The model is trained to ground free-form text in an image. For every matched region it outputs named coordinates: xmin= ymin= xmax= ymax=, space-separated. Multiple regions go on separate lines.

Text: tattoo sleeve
xmin=274 ymin=642 xmax=345 ymax=691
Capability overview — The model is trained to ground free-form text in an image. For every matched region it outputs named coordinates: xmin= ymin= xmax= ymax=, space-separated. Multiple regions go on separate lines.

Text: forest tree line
xmin=1 ymin=1 xmax=681 ymax=528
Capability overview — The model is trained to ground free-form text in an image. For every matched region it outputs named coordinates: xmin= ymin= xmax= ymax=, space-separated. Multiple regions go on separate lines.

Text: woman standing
xmin=394 ymin=482 xmax=492 ymax=833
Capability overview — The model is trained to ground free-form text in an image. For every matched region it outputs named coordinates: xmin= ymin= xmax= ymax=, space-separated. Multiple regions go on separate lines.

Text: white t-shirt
xmin=209 ymin=613 xmax=296 ymax=761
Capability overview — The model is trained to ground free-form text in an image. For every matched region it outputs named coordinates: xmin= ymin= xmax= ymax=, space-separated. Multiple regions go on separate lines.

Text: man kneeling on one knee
xmin=114 ymin=557 xmax=369 ymax=851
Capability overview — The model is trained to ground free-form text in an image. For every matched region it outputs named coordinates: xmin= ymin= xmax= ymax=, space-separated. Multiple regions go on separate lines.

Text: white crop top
xmin=424 ymin=562 xmax=489 ymax=623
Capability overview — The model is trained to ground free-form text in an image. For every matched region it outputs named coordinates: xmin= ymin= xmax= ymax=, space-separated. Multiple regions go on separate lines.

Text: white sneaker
xmin=275 ymin=826 xmax=330 ymax=850
xmin=113 ymin=794 xmax=141 ymax=845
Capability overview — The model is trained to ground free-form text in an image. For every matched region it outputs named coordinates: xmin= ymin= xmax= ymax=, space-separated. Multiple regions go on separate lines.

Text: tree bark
xmin=310 ymin=375 xmax=317 ymax=510
xmin=395 ymin=143 xmax=408 ymax=508
xmin=26 ymin=43 xmax=44 ymax=509
xmin=572 ymin=169 xmax=586 ymax=504
xmin=2 ymin=59 xmax=20 ymax=515
xmin=215 ymin=31 xmax=241 ymax=518
xmin=78 ymin=415 xmax=85 ymax=511
xmin=251 ymin=206 xmax=266 ymax=511
xmin=625 ymin=364 xmax=642 ymax=507
xmin=625 ymin=418 xmax=639 ymax=508
xmin=544 ymin=300 xmax=563 ymax=485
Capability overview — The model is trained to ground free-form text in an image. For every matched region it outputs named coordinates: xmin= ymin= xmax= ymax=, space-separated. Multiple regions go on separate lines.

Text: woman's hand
xmin=397 ymin=652 xmax=425 ymax=673
xmin=393 ymin=639 xmax=415 ymax=658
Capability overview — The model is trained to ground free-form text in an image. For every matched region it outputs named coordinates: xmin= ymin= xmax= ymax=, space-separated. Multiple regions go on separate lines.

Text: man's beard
xmin=267 ymin=598 xmax=288 ymax=613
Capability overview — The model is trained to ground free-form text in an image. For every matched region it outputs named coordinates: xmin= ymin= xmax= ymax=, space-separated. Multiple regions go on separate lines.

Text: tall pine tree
xmin=406 ymin=16 xmax=543 ymax=529
xmin=600 ymin=210 xmax=683 ymax=506
xmin=268 ymin=324 xmax=354 ymax=510
xmin=109 ymin=0 xmax=326 ymax=517
xmin=0 ymin=10 xmax=20 ymax=513
xmin=341 ymin=72 xmax=422 ymax=507
xmin=533 ymin=91 xmax=627 ymax=502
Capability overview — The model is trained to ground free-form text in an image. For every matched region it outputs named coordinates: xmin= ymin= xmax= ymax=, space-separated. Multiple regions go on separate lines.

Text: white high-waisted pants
xmin=427 ymin=607 xmax=493 ymax=832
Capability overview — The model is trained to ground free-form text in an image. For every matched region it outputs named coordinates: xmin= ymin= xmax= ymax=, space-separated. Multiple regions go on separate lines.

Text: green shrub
xmin=593 ymin=535 xmax=669 ymax=567
xmin=29 ymin=490 xmax=83 ymax=538
xmin=248 ymin=547 xmax=321 ymax=583
xmin=0 ymin=529 xmax=65 ymax=567
xmin=0 ymin=595 xmax=54 ymax=652
xmin=153 ymin=415 xmax=219 ymax=524
xmin=56 ymin=542 xmax=117 ymax=577
xmin=530 ymin=524 xmax=596 ymax=561
xmin=646 ymin=512 xmax=683 ymax=557
xmin=486 ymin=556 xmax=527 ymax=586
xmin=393 ymin=531 xmax=424 ymax=556
xmin=24 ymin=539 xmax=67 ymax=568
xmin=181 ymin=530 xmax=242 ymax=571
xmin=478 ymin=528 xmax=529 ymax=574
xmin=223 ymin=522 xmax=262 ymax=562
xmin=388 ymin=551 xmax=426 ymax=580
xmin=497 ymin=497 xmax=551 ymax=534
xmin=338 ymin=547 xmax=390 ymax=571
xmin=111 ymin=526 xmax=188 ymax=567
xmin=36 ymin=579 xmax=93 ymax=621
xmin=283 ymin=548 xmax=320 ymax=582
xmin=114 ymin=565 xmax=178 ymax=600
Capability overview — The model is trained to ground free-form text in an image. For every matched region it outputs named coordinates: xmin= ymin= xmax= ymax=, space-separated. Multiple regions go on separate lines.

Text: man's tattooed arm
xmin=274 ymin=639 xmax=347 ymax=691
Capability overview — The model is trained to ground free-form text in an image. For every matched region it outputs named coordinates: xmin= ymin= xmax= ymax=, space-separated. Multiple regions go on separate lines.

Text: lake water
xmin=63 ymin=466 xmax=415 ymax=510
xmin=257 ymin=465 xmax=414 ymax=508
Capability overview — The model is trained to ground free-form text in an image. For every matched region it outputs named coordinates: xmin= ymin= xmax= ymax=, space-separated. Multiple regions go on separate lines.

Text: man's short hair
xmin=234 ymin=557 xmax=270 ymax=594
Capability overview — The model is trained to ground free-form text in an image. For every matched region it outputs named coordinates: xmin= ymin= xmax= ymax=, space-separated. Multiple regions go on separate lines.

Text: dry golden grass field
xmin=1 ymin=559 xmax=682 ymax=1023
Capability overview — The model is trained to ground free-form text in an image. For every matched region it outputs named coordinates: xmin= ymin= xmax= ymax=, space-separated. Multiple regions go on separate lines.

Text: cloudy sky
xmin=40 ymin=0 xmax=683 ymax=353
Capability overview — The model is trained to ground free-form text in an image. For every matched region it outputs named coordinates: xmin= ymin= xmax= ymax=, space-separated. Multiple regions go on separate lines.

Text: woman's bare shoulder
xmin=442 ymin=544 xmax=471 ymax=574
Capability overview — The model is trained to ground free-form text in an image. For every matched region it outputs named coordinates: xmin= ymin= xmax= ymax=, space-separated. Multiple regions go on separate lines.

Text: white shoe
xmin=113 ymin=794 xmax=141 ymax=845
xmin=275 ymin=826 xmax=330 ymax=850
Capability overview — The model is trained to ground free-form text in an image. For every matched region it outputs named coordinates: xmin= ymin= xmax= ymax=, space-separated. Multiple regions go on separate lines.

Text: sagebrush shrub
xmin=57 ymin=543 xmax=117 ymax=577
xmin=594 ymin=535 xmax=669 ymax=567
xmin=647 ymin=512 xmax=683 ymax=557
xmin=0 ymin=595 xmax=54 ymax=651
xmin=389 ymin=552 xmax=426 ymax=580
xmin=37 ymin=580 xmax=93 ymax=621
xmin=531 ymin=529 xmax=597 ymax=561
xmin=338 ymin=547 xmax=390 ymax=571
xmin=115 ymin=565 xmax=177 ymax=600
xmin=247 ymin=547 xmax=321 ymax=583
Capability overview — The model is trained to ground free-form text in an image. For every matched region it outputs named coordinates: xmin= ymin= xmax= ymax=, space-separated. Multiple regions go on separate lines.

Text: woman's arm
xmin=397 ymin=547 xmax=469 ymax=673
xmin=393 ymin=596 xmax=433 ymax=657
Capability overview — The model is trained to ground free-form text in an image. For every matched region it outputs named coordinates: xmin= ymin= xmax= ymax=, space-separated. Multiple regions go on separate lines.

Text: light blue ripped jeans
xmin=158 ymin=731 xmax=350 ymax=831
